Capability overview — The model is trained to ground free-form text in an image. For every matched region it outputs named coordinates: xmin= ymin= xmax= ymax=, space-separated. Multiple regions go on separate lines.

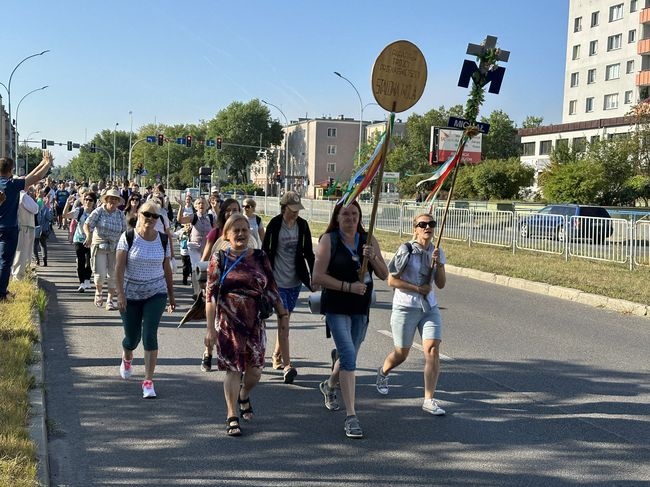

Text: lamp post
xmin=128 ymin=111 xmax=133 ymax=180
xmin=14 ymin=85 xmax=48 ymax=159
xmin=334 ymin=71 xmax=364 ymax=167
xmin=24 ymin=130 xmax=40 ymax=175
xmin=261 ymin=99 xmax=290 ymax=192
xmin=5 ymin=50 xmax=50 ymax=156
xmin=113 ymin=122 xmax=119 ymax=182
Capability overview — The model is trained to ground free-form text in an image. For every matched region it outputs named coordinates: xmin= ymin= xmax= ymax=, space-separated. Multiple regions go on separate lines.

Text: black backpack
xmin=125 ymin=229 xmax=169 ymax=253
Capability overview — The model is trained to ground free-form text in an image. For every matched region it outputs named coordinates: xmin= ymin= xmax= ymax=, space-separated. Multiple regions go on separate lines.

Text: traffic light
xmin=41 ymin=139 xmax=47 ymax=150
xmin=199 ymin=166 xmax=211 ymax=184
xmin=328 ymin=177 xmax=334 ymax=187
xmin=158 ymin=134 xmax=164 ymax=146
xmin=90 ymin=143 xmax=96 ymax=153
xmin=67 ymin=141 xmax=73 ymax=151
xmin=216 ymin=137 xmax=222 ymax=150
xmin=186 ymin=135 xmax=192 ymax=147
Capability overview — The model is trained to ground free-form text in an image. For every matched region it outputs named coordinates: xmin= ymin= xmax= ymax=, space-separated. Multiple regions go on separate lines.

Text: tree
xmin=206 ymin=100 xmax=283 ymax=184
xmin=521 ymin=115 xmax=544 ymax=128
xmin=625 ymin=175 xmax=650 ymax=205
xmin=451 ymin=159 xmax=534 ymax=200
xmin=480 ymin=110 xmax=518 ymax=160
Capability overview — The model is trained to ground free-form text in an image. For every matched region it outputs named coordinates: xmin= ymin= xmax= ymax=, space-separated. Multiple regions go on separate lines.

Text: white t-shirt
xmin=117 ymin=232 xmax=170 ymax=300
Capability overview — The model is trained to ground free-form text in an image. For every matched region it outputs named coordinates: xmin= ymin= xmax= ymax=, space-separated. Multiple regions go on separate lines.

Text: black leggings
xmin=181 ymin=255 xmax=192 ymax=279
xmin=74 ymin=242 xmax=92 ymax=283
xmin=34 ymin=234 xmax=48 ymax=264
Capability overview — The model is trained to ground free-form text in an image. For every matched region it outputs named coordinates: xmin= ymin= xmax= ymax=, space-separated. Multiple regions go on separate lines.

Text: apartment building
xmin=520 ymin=0 xmax=648 ymax=176
xmin=250 ymin=115 xmax=363 ymax=198
xmin=0 ymin=97 xmax=11 ymax=159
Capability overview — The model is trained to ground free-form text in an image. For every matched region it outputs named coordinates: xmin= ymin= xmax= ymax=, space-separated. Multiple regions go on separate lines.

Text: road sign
xmin=206 ymin=139 xmax=216 ymax=147
xmin=146 ymin=136 xmax=157 ymax=143
xmin=371 ymin=40 xmax=427 ymax=113
xmin=448 ymin=116 xmax=490 ymax=134
xmin=176 ymin=137 xmax=186 ymax=145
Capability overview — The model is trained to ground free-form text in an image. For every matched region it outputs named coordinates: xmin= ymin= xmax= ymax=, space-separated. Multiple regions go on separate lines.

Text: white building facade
xmin=520 ymin=0 xmax=650 ymax=175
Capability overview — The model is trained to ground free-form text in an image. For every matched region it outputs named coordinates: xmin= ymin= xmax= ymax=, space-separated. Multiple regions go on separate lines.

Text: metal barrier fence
xmin=242 ymin=195 xmax=650 ymax=270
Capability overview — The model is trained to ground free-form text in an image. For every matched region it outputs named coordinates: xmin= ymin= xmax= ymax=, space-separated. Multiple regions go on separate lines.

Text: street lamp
xmin=5 ymin=50 xmax=50 ymax=156
xmin=261 ymin=99 xmax=290 ymax=192
xmin=113 ymin=122 xmax=119 ymax=182
xmin=128 ymin=111 xmax=133 ymax=180
xmin=23 ymin=130 xmax=40 ymax=175
xmin=14 ymin=85 xmax=48 ymax=158
xmin=334 ymin=71 xmax=364 ymax=167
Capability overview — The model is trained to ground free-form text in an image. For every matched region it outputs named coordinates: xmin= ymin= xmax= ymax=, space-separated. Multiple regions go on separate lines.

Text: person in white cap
xmin=261 ymin=191 xmax=315 ymax=384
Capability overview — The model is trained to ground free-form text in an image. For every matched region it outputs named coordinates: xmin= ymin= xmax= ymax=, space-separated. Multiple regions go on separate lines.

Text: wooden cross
xmin=466 ymin=35 xmax=510 ymax=74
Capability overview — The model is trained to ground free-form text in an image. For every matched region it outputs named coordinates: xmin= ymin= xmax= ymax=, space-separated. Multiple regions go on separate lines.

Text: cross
xmin=466 ymin=35 xmax=510 ymax=74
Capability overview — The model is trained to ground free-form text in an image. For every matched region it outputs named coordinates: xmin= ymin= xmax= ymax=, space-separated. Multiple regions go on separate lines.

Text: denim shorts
xmin=279 ymin=284 xmax=302 ymax=313
xmin=326 ymin=313 xmax=368 ymax=371
xmin=390 ymin=304 xmax=442 ymax=347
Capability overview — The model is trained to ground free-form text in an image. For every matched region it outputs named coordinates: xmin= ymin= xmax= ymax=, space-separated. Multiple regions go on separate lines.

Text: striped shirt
xmin=86 ymin=206 xmax=126 ymax=245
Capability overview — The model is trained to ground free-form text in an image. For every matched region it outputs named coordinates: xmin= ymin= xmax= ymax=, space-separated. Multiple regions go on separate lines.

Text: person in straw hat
xmin=83 ymin=187 xmax=127 ymax=310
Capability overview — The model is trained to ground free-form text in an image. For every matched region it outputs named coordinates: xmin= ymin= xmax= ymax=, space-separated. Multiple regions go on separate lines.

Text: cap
xmin=210 ymin=186 xmax=219 ymax=194
xmin=280 ymin=191 xmax=304 ymax=211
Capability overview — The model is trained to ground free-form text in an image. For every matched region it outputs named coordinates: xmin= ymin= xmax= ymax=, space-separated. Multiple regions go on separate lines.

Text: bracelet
xmin=340 ymin=281 xmax=344 ymax=291
xmin=347 ymin=282 xmax=352 ymax=293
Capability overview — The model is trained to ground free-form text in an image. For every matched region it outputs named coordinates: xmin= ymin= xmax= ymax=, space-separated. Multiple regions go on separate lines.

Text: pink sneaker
xmin=142 ymin=380 xmax=156 ymax=399
xmin=119 ymin=359 xmax=132 ymax=379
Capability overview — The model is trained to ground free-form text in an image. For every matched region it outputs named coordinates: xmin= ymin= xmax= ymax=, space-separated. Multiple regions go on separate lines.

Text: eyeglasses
xmin=84 ymin=198 xmax=94 ymax=202
xmin=141 ymin=211 xmax=159 ymax=219
xmin=243 ymin=205 xmax=254 ymax=209
xmin=415 ymin=221 xmax=436 ymax=229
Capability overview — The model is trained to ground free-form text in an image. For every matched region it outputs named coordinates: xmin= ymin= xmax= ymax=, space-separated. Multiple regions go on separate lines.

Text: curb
xmin=29 ymin=281 xmax=50 ymax=487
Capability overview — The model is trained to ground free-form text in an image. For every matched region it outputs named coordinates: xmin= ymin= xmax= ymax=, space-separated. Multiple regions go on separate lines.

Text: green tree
xmin=521 ymin=115 xmax=544 ymax=128
xmin=480 ymin=110 xmax=518 ymax=160
xmin=451 ymin=159 xmax=533 ymax=200
xmin=625 ymin=175 xmax=650 ymax=205
xmin=205 ymin=100 xmax=283 ymax=184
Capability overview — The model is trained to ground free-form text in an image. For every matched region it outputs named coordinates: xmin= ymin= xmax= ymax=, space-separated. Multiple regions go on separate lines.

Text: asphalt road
xmin=38 ymin=232 xmax=649 ymax=487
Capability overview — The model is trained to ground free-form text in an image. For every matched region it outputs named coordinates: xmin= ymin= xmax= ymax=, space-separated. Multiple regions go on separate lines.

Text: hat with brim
xmin=280 ymin=191 xmax=304 ymax=211
xmin=101 ymin=188 xmax=125 ymax=206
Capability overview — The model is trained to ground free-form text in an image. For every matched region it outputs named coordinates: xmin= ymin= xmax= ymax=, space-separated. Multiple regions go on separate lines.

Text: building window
xmin=607 ymin=34 xmax=622 ymax=51
xmin=625 ymin=90 xmax=633 ymax=104
xmin=586 ymin=97 xmax=594 ymax=112
xmin=628 ymin=29 xmax=636 ymax=43
xmin=631 ymin=0 xmax=637 ymax=12
xmin=591 ymin=135 xmax=600 ymax=144
xmin=572 ymin=45 xmax=580 ymax=60
xmin=591 ymin=11 xmax=599 ymax=27
xmin=604 ymin=93 xmax=619 ymax=110
xmin=589 ymin=40 xmax=598 ymax=56
xmin=521 ymin=142 xmax=535 ymax=156
xmin=570 ymin=72 xmax=579 ymax=87
xmin=627 ymin=60 xmax=635 ymax=74
xmin=574 ymin=16 xmax=582 ymax=32
xmin=609 ymin=4 xmax=623 ymax=21
xmin=569 ymin=100 xmax=577 ymax=115
xmin=587 ymin=68 xmax=597 ymax=84
xmin=327 ymin=128 xmax=337 ymax=137
xmin=326 ymin=163 xmax=336 ymax=173
xmin=539 ymin=140 xmax=552 ymax=155
xmin=556 ymin=139 xmax=569 ymax=150
xmin=327 ymin=145 xmax=336 ymax=155
xmin=605 ymin=63 xmax=620 ymax=80
xmin=573 ymin=137 xmax=587 ymax=153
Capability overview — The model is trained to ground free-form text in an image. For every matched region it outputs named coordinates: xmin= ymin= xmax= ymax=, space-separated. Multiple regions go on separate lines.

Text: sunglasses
xmin=243 ymin=205 xmax=254 ymax=209
xmin=141 ymin=211 xmax=159 ymax=219
xmin=415 ymin=221 xmax=436 ymax=229
xmin=84 ymin=198 xmax=94 ymax=202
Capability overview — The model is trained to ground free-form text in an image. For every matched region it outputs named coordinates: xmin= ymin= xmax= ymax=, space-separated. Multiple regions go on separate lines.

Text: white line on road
xmin=376 ymin=329 xmax=453 ymax=361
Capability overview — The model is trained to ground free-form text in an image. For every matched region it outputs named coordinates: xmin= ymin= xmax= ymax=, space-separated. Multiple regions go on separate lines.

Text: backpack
xmin=125 ymin=228 xmax=169 ymax=253
xmin=192 ymin=213 xmax=214 ymax=227
xmin=255 ymin=215 xmax=261 ymax=226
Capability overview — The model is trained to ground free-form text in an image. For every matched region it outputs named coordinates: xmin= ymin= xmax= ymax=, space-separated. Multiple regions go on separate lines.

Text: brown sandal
xmin=272 ymin=352 xmax=283 ymax=370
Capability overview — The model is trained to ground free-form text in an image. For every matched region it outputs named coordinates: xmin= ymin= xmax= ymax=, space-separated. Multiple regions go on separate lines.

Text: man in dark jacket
xmin=262 ymin=191 xmax=315 ymax=384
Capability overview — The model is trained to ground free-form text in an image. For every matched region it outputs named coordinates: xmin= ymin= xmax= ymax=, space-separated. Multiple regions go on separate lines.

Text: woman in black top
xmin=312 ymin=200 xmax=388 ymax=439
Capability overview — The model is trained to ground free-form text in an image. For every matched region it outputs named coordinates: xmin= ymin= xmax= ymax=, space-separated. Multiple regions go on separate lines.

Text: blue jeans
xmin=326 ymin=314 xmax=368 ymax=371
xmin=0 ymin=228 xmax=19 ymax=299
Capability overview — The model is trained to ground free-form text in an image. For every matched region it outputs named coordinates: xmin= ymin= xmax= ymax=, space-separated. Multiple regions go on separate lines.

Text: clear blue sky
xmin=1 ymin=0 xmax=568 ymax=167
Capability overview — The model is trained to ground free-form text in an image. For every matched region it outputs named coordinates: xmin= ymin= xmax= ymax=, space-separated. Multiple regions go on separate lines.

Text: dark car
xmin=519 ymin=204 xmax=613 ymax=243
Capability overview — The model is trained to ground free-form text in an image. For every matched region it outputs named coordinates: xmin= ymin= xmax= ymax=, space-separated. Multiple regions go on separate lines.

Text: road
xmin=38 ymin=233 xmax=649 ymax=486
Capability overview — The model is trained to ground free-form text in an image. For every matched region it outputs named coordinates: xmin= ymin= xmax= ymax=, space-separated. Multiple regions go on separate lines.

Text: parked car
xmin=519 ymin=204 xmax=613 ymax=243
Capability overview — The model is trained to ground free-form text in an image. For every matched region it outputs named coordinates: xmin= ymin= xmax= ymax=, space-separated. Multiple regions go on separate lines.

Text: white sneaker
xmin=422 ymin=398 xmax=446 ymax=416
xmin=77 ymin=283 xmax=85 ymax=293
xmin=142 ymin=380 xmax=156 ymax=399
xmin=83 ymin=280 xmax=92 ymax=289
xmin=120 ymin=359 xmax=133 ymax=379
xmin=375 ymin=367 xmax=389 ymax=395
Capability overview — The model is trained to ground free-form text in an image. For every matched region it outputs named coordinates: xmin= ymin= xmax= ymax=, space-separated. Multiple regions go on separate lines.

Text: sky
xmin=1 ymin=0 xmax=569 ymax=167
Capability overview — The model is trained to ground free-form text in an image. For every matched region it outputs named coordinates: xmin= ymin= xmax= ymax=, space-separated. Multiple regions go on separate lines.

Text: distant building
xmin=0 ymin=96 xmax=12 ymax=159
xmin=519 ymin=0 xmax=647 ymax=182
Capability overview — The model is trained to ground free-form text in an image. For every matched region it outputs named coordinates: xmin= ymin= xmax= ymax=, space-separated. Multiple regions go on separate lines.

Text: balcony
xmin=641 ymin=7 xmax=650 ymax=24
xmin=638 ymin=38 xmax=650 ymax=54
xmin=636 ymin=69 xmax=650 ymax=86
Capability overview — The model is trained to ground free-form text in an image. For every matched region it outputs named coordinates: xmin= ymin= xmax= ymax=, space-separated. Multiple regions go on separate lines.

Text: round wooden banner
xmin=371 ymin=40 xmax=427 ymax=113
